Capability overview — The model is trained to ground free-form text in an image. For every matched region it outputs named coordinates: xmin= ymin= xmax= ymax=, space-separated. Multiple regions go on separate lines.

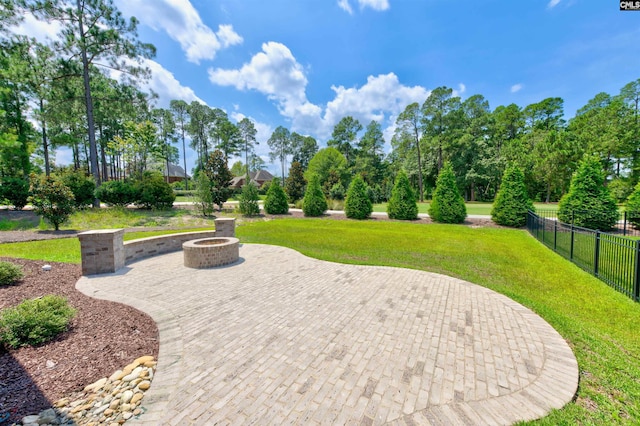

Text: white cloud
xmin=338 ymin=0 xmax=389 ymax=13
xmin=115 ymin=0 xmax=242 ymax=64
xmin=338 ymin=0 xmax=353 ymax=14
xmin=11 ymin=12 xmax=61 ymax=41
xmin=511 ymin=83 xmax=523 ymax=93
xmin=209 ymin=42 xmax=431 ymax=143
xmin=547 ymin=0 xmax=561 ymax=8
xmin=456 ymin=83 xmax=466 ymax=96
xmin=143 ymin=59 xmax=205 ymax=107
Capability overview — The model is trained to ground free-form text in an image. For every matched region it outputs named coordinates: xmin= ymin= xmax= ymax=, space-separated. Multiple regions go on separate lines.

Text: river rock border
xmin=19 ymin=356 xmax=156 ymax=426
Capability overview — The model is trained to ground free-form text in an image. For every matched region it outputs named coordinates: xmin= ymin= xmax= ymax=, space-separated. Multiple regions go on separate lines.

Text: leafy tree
xmin=237 ymin=117 xmax=257 ymax=180
xmin=387 ymin=170 xmax=418 ymax=220
xmin=195 ymin=171 xmax=214 ymax=216
xmin=305 ymin=147 xmax=348 ymax=192
xmin=187 ymin=101 xmax=214 ymax=170
xmin=302 ymin=174 xmax=327 ymax=217
xmin=429 ymin=162 xmax=466 ymax=223
xmin=345 ymin=175 xmax=372 ymax=220
xmin=268 ymin=126 xmax=292 ymax=182
xmin=491 ymin=166 xmax=533 ymax=227
xmin=396 ymin=103 xmax=425 ymax=201
xmin=264 ymin=177 xmax=289 ymax=214
xmin=355 ymin=120 xmax=385 ymax=185
xmin=203 ymin=149 xmax=233 ymax=211
xmin=28 ymin=0 xmax=156 ymax=200
xmin=170 ymin=99 xmax=190 ymax=190
xmin=59 ymin=169 xmax=96 ymax=208
xmin=0 ymin=177 xmax=30 ymax=210
xmin=230 ymin=161 xmax=247 ymax=177
xmin=152 ymin=108 xmax=178 ymax=183
xmin=327 ymin=116 xmax=362 ymax=165
xmin=285 ymin=161 xmax=306 ymax=202
xmin=238 ymin=183 xmax=260 ymax=216
xmin=214 ymin=116 xmax=242 ymax=165
xmin=558 ymin=156 xmax=618 ymax=230
xmin=422 ymin=86 xmax=462 ymax=172
xmin=29 ymin=174 xmax=75 ymax=230
xmin=290 ymin=133 xmax=318 ymax=169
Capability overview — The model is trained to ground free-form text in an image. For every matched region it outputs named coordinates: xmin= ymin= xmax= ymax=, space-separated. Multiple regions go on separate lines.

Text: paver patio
xmin=76 ymin=243 xmax=578 ymax=425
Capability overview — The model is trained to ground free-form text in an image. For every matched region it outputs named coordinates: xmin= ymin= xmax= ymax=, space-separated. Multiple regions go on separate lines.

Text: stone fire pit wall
xmin=78 ymin=218 xmax=235 ymax=276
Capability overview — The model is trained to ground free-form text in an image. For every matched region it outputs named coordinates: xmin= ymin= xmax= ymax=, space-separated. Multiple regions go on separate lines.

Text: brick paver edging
xmin=76 ymin=244 xmax=578 ymax=425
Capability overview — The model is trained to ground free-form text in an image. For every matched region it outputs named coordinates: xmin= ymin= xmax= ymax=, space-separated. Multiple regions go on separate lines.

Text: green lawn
xmin=2 ymin=216 xmax=640 ymax=423
xmin=372 ymin=201 xmax=559 ymax=215
xmin=236 ymin=218 xmax=640 ymax=424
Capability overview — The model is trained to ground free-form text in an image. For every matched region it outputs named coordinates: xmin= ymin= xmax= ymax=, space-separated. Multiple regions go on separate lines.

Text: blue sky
xmin=15 ymin=0 xmax=640 ymax=175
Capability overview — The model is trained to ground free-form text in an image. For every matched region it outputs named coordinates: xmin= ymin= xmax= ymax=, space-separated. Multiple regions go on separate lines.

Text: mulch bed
xmin=0 ymin=258 xmax=159 ymax=424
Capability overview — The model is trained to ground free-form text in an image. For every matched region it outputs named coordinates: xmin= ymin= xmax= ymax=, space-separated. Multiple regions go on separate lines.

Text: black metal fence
xmin=527 ymin=211 xmax=640 ymax=301
xmin=536 ymin=209 xmax=640 ymax=237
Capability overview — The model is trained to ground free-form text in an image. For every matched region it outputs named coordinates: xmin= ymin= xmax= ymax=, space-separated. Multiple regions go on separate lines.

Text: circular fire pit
xmin=183 ymin=237 xmax=239 ymax=269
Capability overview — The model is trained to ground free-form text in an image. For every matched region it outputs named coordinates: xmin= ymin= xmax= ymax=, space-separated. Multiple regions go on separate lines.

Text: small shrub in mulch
xmin=0 ymin=261 xmax=23 ymax=286
xmin=0 ymin=295 xmax=76 ymax=348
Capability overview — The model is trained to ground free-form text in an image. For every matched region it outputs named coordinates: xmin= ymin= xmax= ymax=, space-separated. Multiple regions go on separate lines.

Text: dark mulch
xmin=0 ymin=258 xmax=159 ymax=424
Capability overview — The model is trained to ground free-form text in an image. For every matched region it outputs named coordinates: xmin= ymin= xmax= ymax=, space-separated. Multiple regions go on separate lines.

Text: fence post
xmin=634 ymin=240 xmax=640 ymax=302
xmin=594 ymin=231 xmax=600 ymax=277
xmin=570 ymin=223 xmax=574 ymax=260
xmin=553 ymin=220 xmax=557 ymax=251
xmin=542 ymin=216 xmax=545 ymax=244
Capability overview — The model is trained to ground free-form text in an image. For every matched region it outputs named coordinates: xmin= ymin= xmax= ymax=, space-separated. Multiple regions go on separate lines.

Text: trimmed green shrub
xmin=0 ymin=261 xmax=23 ymax=286
xmin=302 ymin=174 xmax=327 ymax=217
xmin=95 ymin=180 xmax=139 ymax=207
xmin=625 ymin=182 xmax=640 ymax=228
xmin=345 ymin=176 xmax=373 ymax=220
xmin=203 ymin=150 xmax=233 ymax=210
xmin=0 ymin=295 xmax=76 ymax=348
xmin=29 ymin=174 xmax=75 ymax=231
xmin=0 ymin=177 xmax=30 ymax=210
xmin=135 ymin=172 xmax=176 ymax=210
xmin=285 ymin=161 xmax=306 ymax=202
xmin=195 ymin=172 xmax=215 ymax=216
xmin=429 ymin=162 xmax=466 ymax=224
xmin=491 ymin=166 xmax=533 ymax=227
xmin=387 ymin=170 xmax=418 ymax=220
xmin=60 ymin=170 xmax=96 ymax=208
xmin=264 ymin=177 xmax=289 ymax=214
xmin=558 ymin=156 xmax=618 ymax=231
xmin=238 ymin=183 xmax=260 ymax=216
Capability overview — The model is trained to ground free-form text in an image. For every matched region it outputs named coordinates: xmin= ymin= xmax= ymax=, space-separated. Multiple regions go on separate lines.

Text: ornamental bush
xmin=429 ymin=162 xmax=466 ymax=224
xmin=238 ymin=183 xmax=260 ymax=216
xmin=302 ymin=174 xmax=327 ymax=217
xmin=29 ymin=174 xmax=75 ymax=231
xmin=60 ymin=170 xmax=96 ymax=208
xmin=95 ymin=180 xmax=139 ymax=207
xmin=0 ymin=261 xmax=23 ymax=286
xmin=0 ymin=295 xmax=76 ymax=348
xmin=135 ymin=172 xmax=176 ymax=210
xmin=387 ymin=170 xmax=418 ymax=220
xmin=558 ymin=156 xmax=618 ymax=231
xmin=285 ymin=161 xmax=306 ymax=202
xmin=491 ymin=166 xmax=533 ymax=227
xmin=345 ymin=175 xmax=372 ymax=220
xmin=0 ymin=177 xmax=30 ymax=210
xmin=264 ymin=177 xmax=289 ymax=215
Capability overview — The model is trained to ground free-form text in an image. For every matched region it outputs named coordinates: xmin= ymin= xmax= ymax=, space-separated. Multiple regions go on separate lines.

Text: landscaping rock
xmin=16 ymin=356 xmax=155 ymax=426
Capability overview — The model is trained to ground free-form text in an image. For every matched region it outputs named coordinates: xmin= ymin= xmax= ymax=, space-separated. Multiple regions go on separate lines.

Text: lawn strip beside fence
xmin=527 ymin=211 xmax=640 ymax=301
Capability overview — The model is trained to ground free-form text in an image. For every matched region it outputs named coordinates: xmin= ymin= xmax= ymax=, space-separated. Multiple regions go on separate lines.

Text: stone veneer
xmin=183 ymin=237 xmax=240 ymax=269
xmin=78 ymin=218 xmax=235 ymax=276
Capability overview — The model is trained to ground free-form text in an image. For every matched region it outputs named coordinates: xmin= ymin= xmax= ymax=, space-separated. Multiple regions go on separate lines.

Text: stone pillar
xmin=214 ymin=218 xmax=236 ymax=238
xmin=78 ymin=229 xmax=125 ymax=276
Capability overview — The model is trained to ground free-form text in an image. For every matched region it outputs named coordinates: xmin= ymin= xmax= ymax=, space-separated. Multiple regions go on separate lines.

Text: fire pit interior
xmin=183 ymin=237 xmax=239 ymax=268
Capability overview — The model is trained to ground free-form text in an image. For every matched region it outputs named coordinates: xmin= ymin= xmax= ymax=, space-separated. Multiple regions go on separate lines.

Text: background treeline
xmin=1 ymin=1 xmax=638 ymax=208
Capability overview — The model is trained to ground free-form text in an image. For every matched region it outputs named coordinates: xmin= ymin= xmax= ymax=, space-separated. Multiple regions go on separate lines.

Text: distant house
xmin=230 ymin=169 xmax=274 ymax=189
xmin=163 ymin=163 xmax=190 ymax=183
